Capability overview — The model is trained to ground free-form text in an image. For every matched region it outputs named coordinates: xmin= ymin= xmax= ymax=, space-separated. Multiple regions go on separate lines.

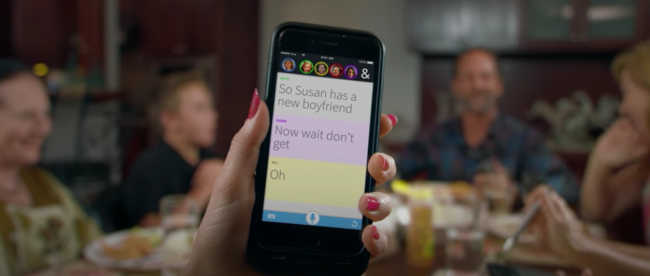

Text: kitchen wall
xmin=259 ymin=0 xmax=421 ymax=142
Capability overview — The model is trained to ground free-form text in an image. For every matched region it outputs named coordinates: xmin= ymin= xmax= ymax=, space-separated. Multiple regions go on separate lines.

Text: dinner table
xmin=33 ymin=186 xmax=600 ymax=276
xmin=31 ymin=231 xmax=588 ymax=276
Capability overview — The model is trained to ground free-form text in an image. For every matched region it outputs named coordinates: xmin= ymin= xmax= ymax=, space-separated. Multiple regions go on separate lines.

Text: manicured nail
xmin=366 ymin=196 xmax=380 ymax=211
xmin=248 ymin=89 xmax=260 ymax=119
xmin=371 ymin=225 xmax=381 ymax=240
xmin=386 ymin=114 xmax=398 ymax=126
xmin=377 ymin=154 xmax=389 ymax=171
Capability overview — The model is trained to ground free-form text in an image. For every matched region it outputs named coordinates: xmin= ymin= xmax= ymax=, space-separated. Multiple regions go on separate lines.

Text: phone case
xmin=246 ymin=22 xmax=385 ymax=276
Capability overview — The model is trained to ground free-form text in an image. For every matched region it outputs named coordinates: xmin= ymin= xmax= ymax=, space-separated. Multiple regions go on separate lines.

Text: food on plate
xmin=101 ymin=232 xmax=157 ymax=261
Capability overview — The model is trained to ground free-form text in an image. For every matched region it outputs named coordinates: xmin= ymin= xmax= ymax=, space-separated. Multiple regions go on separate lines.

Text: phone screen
xmin=261 ymin=51 xmax=376 ymax=230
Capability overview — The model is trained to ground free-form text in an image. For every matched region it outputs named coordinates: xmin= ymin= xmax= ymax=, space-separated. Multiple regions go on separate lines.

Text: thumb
xmin=212 ymin=89 xmax=269 ymax=198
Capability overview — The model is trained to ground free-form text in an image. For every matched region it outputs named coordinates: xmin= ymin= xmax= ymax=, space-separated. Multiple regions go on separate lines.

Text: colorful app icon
xmin=329 ymin=63 xmax=343 ymax=78
xmin=299 ymin=60 xmax=314 ymax=74
xmin=281 ymin=58 xmax=296 ymax=72
xmin=344 ymin=65 xmax=358 ymax=79
xmin=314 ymin=62 xmax=329 ymax=76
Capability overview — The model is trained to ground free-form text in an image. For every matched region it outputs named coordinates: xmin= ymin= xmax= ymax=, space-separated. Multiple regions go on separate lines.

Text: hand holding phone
xmin=180 ymin=99 xmax=396 ymax=275
xmin=246 ymin=23 xmax=387 ymax=275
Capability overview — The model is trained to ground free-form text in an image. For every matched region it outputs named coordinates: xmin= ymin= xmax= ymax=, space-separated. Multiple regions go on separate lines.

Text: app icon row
xmin=281 ymin=58 xmax=359 ymax=79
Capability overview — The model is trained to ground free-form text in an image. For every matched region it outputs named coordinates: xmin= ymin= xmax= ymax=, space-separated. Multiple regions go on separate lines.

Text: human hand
xmin=474 ymin=161 xmax=517 ymax=200
xmin=525 ymin=186 xmax=588 ymax=262
xmin=592 ymin=118 xmax=650 ymax=170
xmin=181 ymin=90 xmax=398 ymax=276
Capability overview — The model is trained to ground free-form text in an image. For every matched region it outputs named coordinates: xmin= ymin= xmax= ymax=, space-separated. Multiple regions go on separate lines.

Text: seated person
xmin=398 ymin=49 xmax=579 ymax=202
xmin=123 ymin=70 xmax=223 ymax=227
xmin=0 ymin=59 xmax=101 ymax=275
xmin=526 ymin=40 xmax=650 ymax=276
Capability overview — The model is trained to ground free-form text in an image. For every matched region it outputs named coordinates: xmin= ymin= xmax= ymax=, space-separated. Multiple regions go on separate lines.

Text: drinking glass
xmin=444 ymin=191 xmax=488 ymax=275
xmin=160 ymin=195 xmax=199 ymax=276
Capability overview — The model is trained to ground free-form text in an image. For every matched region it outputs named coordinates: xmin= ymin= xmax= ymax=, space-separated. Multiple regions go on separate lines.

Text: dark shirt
xmin=123 ymin=140 xmax=217 ymax=226
xmin=398 ymin=114 xmax=580 ymax=202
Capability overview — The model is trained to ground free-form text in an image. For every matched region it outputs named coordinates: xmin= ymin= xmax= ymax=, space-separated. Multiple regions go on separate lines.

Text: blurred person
xmin=282 ymin=59 xmax=294 ymax=72
xmin=123 ymin=70 xmax=224 ymax=227
xmin=300 ymin=61 xmax=312 ymax=73
xmin=398 ymin=49 xmax=579 ymax=202
xmin=331 ymin=65 xmax=342 ymax=77
xmin=181 ymin=90 xmax=397 ymax=275
xmin=315 ymin=63 xmax=327 ymax=75
xmin=525 ymin=41 xmax=650 ymax=276
xmin=346 ymin=67 xmax=356 ymax=78
xmin=0 ymin=60 xmax=101 ymax=275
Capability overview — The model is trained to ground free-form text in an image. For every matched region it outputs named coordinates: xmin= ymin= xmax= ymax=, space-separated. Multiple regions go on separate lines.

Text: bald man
xmin=398 ymin=49 xmax=579 ymax=202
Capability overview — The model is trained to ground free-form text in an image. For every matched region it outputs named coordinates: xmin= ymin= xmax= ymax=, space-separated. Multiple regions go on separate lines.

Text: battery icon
xmin=367 ymin=61 xmax=374 ymax=65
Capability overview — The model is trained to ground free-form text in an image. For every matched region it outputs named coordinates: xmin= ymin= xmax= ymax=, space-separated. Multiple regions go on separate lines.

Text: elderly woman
xmin=526 ymin=41 xmax=650 ymax=276
xmin=0 ymin=60 xmax=101 ymax=275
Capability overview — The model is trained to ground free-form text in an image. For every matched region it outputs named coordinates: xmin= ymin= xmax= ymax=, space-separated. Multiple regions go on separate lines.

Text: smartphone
xmin=246 ymin=22 xmax=385 ymax=276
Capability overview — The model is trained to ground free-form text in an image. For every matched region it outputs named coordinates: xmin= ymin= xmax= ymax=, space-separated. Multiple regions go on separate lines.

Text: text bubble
xmin=274 ymin=73 xmax=373 ymax=123
xmin=269 ymin=114 xmax=370 ymax=166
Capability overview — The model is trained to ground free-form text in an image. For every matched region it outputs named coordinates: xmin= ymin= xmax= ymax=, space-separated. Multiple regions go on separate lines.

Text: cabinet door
xmin=407 ymin=0 xmax=518 ymax=53
xmin=586 ymin=0 xmax=637 ymax=40
xmin=525 ymin=0 xmax=576 ymax=41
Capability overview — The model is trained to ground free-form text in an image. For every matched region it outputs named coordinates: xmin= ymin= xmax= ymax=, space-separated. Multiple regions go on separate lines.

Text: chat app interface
xmin=262 ymin=51 xmax=375 ymax=230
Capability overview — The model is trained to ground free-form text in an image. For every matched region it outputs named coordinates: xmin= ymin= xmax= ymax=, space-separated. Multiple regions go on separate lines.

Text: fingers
xmin=361 ymin=225 xmax=387 ymax=258
xmin=212 ymin=90 xmax=270 ymax=198
xmin=379 ymin=114 xmax=397 ymax=137
xmin=474 ymin=174 xmax=508 ymax=190
xmin=524 ymin=185 xmax=549 ymax=205
xmin=493 ymin=161 xmax=507 ymax=174
xmin=358 ymin=192 xmax=391 ymax=222
xmin=367 ymin=153 xmax=396 ymax=186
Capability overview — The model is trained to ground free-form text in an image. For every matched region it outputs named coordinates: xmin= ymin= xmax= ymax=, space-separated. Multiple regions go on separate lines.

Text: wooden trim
xmin=0 ymin=0 xmax=12 ymax=57
xmin=214 ymin=0 xmax=259 ymax=156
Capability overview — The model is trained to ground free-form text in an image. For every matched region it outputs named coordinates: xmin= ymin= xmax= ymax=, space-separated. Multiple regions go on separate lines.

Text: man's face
xmin=332 ymin=66 xmax=340 ymax=75
xmin=317 ymin=65 xmax=326 ymax=74
xmin=452 ymin=51 xmax=504 ymax=114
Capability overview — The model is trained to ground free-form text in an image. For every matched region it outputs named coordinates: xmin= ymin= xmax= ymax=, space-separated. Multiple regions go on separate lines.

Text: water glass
xmin=444 ymin=192 xmax=487 ymax=275
xmin=160 ymin=195 xmax=199 ymax=276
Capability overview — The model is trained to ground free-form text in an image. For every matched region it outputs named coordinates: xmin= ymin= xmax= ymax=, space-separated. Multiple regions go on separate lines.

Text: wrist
xmin=565 ymin=231 xmax=594 ymax=264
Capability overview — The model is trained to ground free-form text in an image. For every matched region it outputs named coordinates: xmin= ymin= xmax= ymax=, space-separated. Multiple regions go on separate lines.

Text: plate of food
xmin=84 ymin=227 xmax=194 ymax=272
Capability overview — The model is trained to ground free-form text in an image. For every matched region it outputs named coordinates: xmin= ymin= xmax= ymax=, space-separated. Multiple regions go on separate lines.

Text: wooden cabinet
xmin=407 ymin=0 xmax=650 ymax=54
xmin=137 ymin=0 xmax=217 ymax=57
xmin=407 ymin=0 xmax=520 ymax=53
xmin=521 ymin=0 xmax=648 ymax=52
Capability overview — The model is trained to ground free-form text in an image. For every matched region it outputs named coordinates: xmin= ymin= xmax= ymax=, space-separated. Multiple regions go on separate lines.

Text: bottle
xmin=406 ymin=185 xmax=435 ymax=268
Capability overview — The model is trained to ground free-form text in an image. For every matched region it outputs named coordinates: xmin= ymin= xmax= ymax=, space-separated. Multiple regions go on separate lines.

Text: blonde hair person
xmin=0 ymin=60 xmax=101 ymax=275
xmin=526 ymin=41 xmax=650 ymax=276
xmin=124 ymin=70 xmax=224 ymax=227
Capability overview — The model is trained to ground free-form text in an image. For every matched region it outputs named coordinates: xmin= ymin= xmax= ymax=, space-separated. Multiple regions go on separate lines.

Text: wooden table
xmin=365 ymin=242 xmax=584 ymax=276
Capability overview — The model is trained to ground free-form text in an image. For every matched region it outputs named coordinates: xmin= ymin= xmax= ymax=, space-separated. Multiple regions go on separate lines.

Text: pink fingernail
xmin=386 ymin=114 xmax=398 ymax=126
xmin=371 ymin=225 xmax=380 ymax=240
xmin=366 ymin=196 xmax=380 ymax=211
xmin=248 ymin=89 xmax=260 ymax=119
xmin=377 ymin=155 xmax=389 ymax=171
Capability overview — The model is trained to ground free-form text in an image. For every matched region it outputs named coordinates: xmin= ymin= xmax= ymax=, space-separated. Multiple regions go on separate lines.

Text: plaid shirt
xmin=397 ymin=114 xmax=580 ymax=202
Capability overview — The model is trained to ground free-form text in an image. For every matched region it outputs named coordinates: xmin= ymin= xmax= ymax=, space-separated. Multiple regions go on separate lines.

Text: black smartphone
xmin=246 ymin=22 xmax=385 ymax=276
